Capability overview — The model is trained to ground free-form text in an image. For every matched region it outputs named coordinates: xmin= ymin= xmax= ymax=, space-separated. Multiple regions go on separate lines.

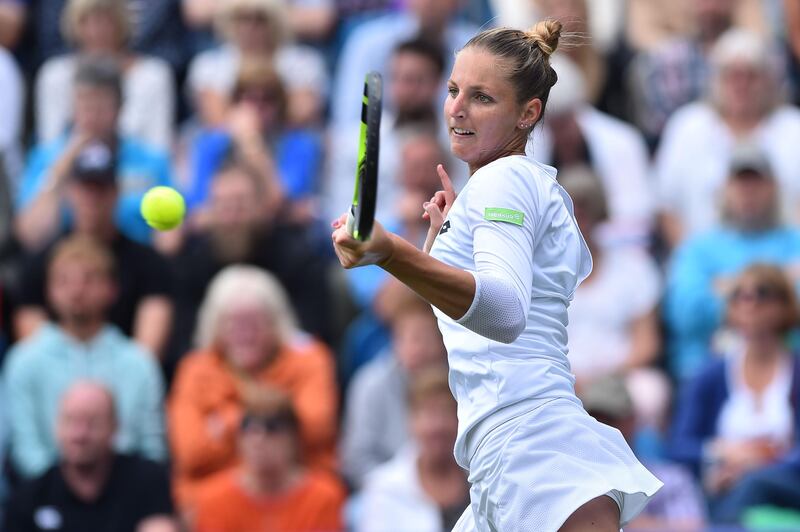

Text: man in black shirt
xmin=3 ymin=381 xmax=176 ymax=532
xmin=12 ymin=140 xmax=173 ymax=359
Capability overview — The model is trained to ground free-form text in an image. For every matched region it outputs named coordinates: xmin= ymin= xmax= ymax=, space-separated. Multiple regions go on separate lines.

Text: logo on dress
xmin=439 ymin=220 xmax=451 ymax=235
xmin=34 ymin=506 xmax=62 ymax=530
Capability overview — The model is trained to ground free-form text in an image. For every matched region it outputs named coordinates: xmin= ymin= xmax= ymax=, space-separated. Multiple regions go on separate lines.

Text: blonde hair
xmin=464 ymin=19 xmax=563 ymax=129
xmin=61 ymin=0 xmax=132 ymax=45
xmin=194 ymin=265 xmax=298 ymax=349
xmin=48 ymin=234 xmax=115 ymax=280
xmin=215 ymin=0 xmax=291 ymax=47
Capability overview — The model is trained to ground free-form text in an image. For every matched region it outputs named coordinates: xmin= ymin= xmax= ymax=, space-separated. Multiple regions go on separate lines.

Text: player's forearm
xmin=381 ymin=233 xmax=476 ymax=320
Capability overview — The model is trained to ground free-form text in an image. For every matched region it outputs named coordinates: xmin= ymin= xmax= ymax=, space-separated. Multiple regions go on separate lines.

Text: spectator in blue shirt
xmin=3 ymin=235 xmax=166 ymax=479
xmin=184 ymin=58 xmax=320 ymax=227
xmin=664 ymin=144 xmax=800 ymax=380
xmin=14 ymin=56 xmax=174 ymax=251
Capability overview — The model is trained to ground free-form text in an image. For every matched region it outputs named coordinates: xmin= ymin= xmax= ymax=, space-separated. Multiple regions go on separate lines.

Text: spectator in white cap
xmin=655 ymin=28 xmax=800 ymax=249
xmin=527 ymin=54 xmax=655 ymax=245
xmin=665 ymin=143 xmax=800 ymax=380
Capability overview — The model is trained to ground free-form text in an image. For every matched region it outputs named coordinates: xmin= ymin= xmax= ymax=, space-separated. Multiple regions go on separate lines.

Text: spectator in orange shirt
xmin=168 ymin=265 xmax=338 ymax=514
xmin=193 ymin=388 xmax=345 ymax=532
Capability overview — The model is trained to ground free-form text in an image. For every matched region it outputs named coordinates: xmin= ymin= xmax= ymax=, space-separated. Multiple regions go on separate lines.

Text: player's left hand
xmin=331 ymin=213 xmax=395 ymax=269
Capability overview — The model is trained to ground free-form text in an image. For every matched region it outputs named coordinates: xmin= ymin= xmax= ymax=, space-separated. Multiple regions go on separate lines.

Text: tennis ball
xmin=141 ymin=186 xmax=186 ymax=231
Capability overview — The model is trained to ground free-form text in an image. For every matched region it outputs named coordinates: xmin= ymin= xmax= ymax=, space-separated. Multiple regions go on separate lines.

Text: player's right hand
xmin=331 ymin=213 xmax=395 ymax=269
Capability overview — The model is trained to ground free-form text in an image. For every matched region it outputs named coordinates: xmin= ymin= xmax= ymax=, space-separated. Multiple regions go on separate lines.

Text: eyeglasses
xmin=240 ymin=413 xmax=292 ymax=434
xmin=729 ymin=284 xmax=787 ymax=304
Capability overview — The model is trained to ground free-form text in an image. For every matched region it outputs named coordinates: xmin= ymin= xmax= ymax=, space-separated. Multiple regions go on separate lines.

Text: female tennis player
xmin=332 ymin=19 xmax=662 ymax=531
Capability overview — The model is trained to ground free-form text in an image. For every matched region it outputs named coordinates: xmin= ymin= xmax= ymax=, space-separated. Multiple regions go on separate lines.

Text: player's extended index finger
xmin=436 ymin=164 xmax=455 ymax=195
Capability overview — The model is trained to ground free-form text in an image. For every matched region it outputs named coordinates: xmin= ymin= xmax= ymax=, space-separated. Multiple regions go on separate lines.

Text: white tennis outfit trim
xmin=429 ymin=155 xmax=662 ymax=531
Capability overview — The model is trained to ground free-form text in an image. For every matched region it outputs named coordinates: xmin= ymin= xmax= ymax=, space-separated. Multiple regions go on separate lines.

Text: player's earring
xmin=519 ymin=123 xmax=530 ymax=129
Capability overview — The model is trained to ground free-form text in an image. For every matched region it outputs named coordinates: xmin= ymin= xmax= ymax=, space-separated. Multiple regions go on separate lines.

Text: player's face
xmin=445 ymin=48 xmax=539 ymax=172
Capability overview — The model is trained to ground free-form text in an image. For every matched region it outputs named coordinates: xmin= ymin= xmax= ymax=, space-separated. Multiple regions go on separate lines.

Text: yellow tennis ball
xmin=140 ymin=186 xmax=186 ymax=231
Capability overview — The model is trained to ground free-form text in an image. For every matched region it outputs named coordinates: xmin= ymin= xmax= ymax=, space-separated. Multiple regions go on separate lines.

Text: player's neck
xmin=469 ymin=137 xmax=528 ymax=175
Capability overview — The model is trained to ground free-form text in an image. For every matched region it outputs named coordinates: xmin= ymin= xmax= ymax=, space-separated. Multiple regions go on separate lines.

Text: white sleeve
xmin=455 ymin=168 xmax=537 ymax=343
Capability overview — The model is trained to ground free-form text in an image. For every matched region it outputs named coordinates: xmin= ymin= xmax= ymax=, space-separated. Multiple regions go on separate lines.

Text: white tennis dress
xmin=429 ymin=155 xmax=662 ymax=531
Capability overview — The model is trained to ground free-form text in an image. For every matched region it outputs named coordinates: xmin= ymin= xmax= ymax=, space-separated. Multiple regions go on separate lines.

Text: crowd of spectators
xmin=1 ymin=0 xmax=800 ymax=530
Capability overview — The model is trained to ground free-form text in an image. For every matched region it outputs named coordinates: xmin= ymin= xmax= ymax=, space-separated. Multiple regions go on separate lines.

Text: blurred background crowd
xmin=1 ymin=0 xmax=800 ymax=530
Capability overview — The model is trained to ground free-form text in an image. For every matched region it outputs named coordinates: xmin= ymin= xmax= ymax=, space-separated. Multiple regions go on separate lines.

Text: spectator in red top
xmin=193 ymin=388 xmax=345 ymax=532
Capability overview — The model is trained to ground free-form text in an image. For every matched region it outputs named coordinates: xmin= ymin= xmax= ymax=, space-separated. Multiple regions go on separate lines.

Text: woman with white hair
xmin=185 ymin=0 xmax=328 ymax=128
xmin=167 ymin=265 xmax=338 ymax=516
xmin=655 ymin=28 xmax=800 ymax=248
xmin=35 ymin=0 xmax=175 ymax=149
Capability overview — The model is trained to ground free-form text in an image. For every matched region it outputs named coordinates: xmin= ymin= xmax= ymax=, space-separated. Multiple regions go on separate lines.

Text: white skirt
xmin=452 ymin=397 xmax=663 ymax=532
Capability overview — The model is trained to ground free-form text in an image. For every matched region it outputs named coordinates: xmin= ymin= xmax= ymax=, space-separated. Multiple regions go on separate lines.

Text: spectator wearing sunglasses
xmin=664 ymin=144 xmax=800 ymax=380
xmin=192 ymin=388 xmax=345 ymax=532
xmin=669 ymin=263 xmax=800 ymax=523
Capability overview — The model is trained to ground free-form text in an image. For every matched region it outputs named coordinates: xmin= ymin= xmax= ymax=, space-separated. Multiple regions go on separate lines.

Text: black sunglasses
xmin=730 ymin=284 xmax=787 ymax=304
xmin=240 ymin=413 xmax=292 ymax=434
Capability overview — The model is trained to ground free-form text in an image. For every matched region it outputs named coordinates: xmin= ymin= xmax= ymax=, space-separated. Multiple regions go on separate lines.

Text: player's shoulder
xmin=472 ymin=155 xmax=554 ymax=188
xmin=468 ymin=155 xmax=556 ymax=207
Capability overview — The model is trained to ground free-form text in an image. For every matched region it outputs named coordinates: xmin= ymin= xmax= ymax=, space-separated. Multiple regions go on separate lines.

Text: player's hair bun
xmin=526 ymin=19 xmax=562 ymax=58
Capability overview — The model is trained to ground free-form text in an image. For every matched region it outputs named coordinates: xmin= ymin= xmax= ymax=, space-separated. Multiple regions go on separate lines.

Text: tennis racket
xmin=345 ymin=72 xmax=383 ymax=241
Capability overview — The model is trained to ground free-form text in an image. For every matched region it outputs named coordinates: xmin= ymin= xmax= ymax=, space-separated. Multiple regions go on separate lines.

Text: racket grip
xmin=345 ymin=207 xmax=356 ymax=237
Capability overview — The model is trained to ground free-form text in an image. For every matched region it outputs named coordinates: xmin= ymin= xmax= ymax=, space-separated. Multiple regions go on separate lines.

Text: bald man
xmin=3 ymin=381 xmax=176 ymax=532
